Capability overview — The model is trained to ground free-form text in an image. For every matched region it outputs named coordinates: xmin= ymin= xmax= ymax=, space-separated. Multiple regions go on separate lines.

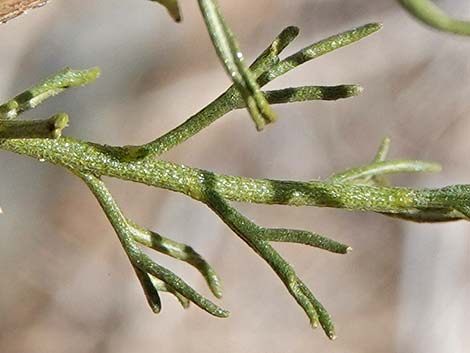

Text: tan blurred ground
xmin=0 ymin=1 xmax=469 ymax=352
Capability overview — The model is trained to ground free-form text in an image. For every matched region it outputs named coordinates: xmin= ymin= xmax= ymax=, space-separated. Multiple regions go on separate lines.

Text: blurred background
xmin=0 ymin=1 xmax=469 ymax=352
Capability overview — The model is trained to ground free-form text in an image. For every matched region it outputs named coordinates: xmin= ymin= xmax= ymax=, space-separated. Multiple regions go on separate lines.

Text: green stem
xmin=372 ymin=137 xmax=391 ymax=163
xmin=133 ymin=265 xmax=162 ymax=313
xmin=125 ymin=23 xmax=378 ymax=159
xmin=198 ymin=0 xmax=276 ymax=130
xmin=128 ymin=220 xmax=223 ymax=298
xmin=257 ymin=23 xmax=382 ymax=86
xmin=80 ymin=172 xmax=229 ymax=317
xmin=399 ymin=0 xmax=470 ymax=35
xmin=368 ymin=136 xmax=391 ymax=185
xmin=328 ymin=159 xmax=441 ymax=183
xmin=129 ymin=88 xmax=236 ymax=159
xmin=127 ymin=84 xmax=361 ymax=159
xmin=257 ymin=85 xmax=363 ymax=106
xmin=0 ymin=113 xmax=69 ymax=139
xmin=203 ymin=190 xmax=336 ymax=338
xmin=249 ymin=26 xmax=300 ymax=76
xmin=2 ymin=14 xmax=469 ymax=337
xmin=148 ymin=276 xmax=190 ymax=308
xmin=2 ymin=0 xmax=468 ymax=336
xmin=0 ymin=68 xmax=100 ymax=120
xmin=2 ymin=137 xmax=467 ymax=222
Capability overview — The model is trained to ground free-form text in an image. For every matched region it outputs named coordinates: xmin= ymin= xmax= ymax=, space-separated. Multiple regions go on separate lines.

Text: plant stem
xmin=1 ymin=136 xmax=467 ymax=222
xmin=0 ymin=67 xmax=100 ymax=120
xmin=80 ymin=172 xmax=229 ymax=317
xmin=124 ymin=23 xmax=379 ymax=159
xmin=198 ymin=0 xmax=276 ymax=130
xmin=0 ymin=113 xmax=68 ymax=139
xmin=203 ymin=190 xmax=336 ymax=338
xmin=257 ymin=23 xmax=382 ymax=86
xmin=125 ymin=84 xmax=361 ymax=159
xmin=399 ymin=0 xmax=470 ymax=35
xmin=328 ymin=159 xmax=441 ymax=183
xmin=128 ymin=219 xmax=223 ymax=298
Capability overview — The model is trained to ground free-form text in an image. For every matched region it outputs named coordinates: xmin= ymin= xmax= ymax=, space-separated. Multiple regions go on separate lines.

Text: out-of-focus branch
xmin=399 ymin=0 xmax=470 ymax=35
xmin=0 ymin=0 xmax=51 ymax=24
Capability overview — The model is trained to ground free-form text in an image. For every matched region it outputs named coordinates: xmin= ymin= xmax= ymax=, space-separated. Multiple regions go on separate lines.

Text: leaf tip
xmin=284 ymin=25 xmax=300 ymax=38
xmin=368 ymin=22 xmax=383 ymax=34
xmin=212 ymin=287 xmax=223 ymax=299
xmin=85 ymin=66 xmax=101 ymax=81
xmin=214 ymin=307 xmax=230 ymax=318
xmin=150 ymin=0 xmax=181 ymax=22
xmin=51 ymin=113 xmax=69 ymax=138
xmin=149 ymin=302 xmax=162 ymax=314
xmin=353 ymin=85 xmax=364 ymax=95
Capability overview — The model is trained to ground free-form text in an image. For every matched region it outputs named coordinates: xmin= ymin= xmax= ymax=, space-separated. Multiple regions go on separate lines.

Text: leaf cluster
xmin=1 ymin=0 xmax=470 ymax=340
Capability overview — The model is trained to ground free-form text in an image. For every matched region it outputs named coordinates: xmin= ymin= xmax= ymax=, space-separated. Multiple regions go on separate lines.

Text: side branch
xmin=0 ymin=67 xmax=100 ymax=120
xmin=0 ymin=113 xmax=68 ymax=139
xmin=124 ymin=23 xmax=378 ymax=159
xmin=203 ymin=190 xmax=337 ymax=339
xmin=198 ymin=0 xmax=276 ymax=130
xmin=79 ymin=173 xmax=228 ymax=317
xmin=126 ymin=84 xmax=361 ymax=159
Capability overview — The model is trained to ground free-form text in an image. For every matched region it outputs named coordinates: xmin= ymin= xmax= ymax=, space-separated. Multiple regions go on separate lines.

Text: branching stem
xmin=1 ymin=136 xmax=467 ymax=221
xmin=80 ymin=173 xmax=229 ymax=317
xmin=124 ymin=23 xmax=378 ymax=159
xmin=2 ymin=10 xmax=469 ymax=339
